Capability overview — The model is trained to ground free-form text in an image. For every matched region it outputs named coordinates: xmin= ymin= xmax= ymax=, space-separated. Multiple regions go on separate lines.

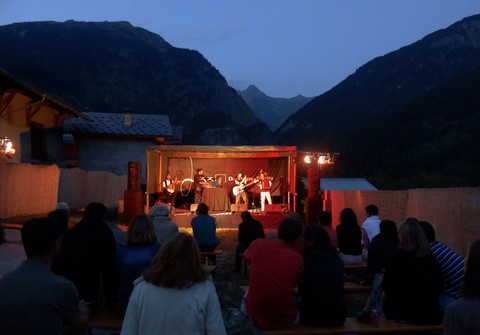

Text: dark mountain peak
xmin=0 ymin=20 xmax=272 ymax=145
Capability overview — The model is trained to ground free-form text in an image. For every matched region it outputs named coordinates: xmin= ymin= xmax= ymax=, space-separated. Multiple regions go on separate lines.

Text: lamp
xmin=0 ymin=137 xmax=15 ymax=156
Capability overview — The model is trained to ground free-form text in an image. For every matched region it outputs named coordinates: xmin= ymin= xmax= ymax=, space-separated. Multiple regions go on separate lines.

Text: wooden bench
xmin=200 ymin=249 xmax=224 ymax=265
xmin=263 ymin=317 xmax=443 ymax=334
xmin=88 ymin=309 xmax=123 ymax=332
xmin=240 ymin=282 xmax=370 ymax=295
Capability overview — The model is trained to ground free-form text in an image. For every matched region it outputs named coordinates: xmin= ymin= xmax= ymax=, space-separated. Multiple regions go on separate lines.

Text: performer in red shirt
xmin=259 ymin=173 xmax=272 ymax=212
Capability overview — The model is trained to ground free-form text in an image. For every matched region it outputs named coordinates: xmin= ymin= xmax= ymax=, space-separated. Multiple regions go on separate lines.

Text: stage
xmin=169 ymin=208 xmax=289 ymax=229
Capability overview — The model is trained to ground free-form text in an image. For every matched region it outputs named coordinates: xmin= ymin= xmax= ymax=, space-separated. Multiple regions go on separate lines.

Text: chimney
xmin=124 ymin=108 xmax=133 ymax=128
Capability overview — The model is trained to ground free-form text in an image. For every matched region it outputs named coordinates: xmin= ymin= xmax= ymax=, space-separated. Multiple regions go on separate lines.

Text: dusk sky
xmin=1 ymin=1 xmax=479 ymax=98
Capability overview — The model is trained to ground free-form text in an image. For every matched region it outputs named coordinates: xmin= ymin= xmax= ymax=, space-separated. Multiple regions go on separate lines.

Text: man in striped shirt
xmin=419 ymin=221 xmax=465 ymax=310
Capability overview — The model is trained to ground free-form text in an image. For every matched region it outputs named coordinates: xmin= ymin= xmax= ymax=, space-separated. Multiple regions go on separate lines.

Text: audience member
xmin=361 ymin=204 xmax=381 ymax=260
xmin=0 ymin=217 xmax=90 ymax=334
xmin=418 ymin=220 xmax=464 ymax=309
xmin=48 ymin=209 xmax=70 ymax=233
xmin=233 ymin=211 xmax=265 ymax=273
xmin=117 ymin=214 xmax=161 ymax=317
xmin=357 ymin=219 xmax=399 ymax=322
xmin=382 ymin=219 xmax=442 ymax=325
xmin=121 ymin=233 xmax=226 ymax=334
xmin=243 ymin=216 xmax=303 ymax=330
xmin=52 ymin=202 xmax=118 ymax=311
xmin=299 ymin=224 xmax=346 ymax=326
xmin=336 ymin=208 xmax=363 ymax=264
xmin=105 ymin=203 xmax=126 ymax=245
xmin=444 ymin=239 xmax=480 ymax=334
xmin=318 ymin=210 xmax=338 ymax=248
xmin=56 ymin=201 xmax=70 ymax=212
xmin=0 ymin=223 xmax=4 ymax=245
xmin=150 ymin=203 xmax=179 ymax=244
xmin=191 ymin=202 xmax=220 ymax=252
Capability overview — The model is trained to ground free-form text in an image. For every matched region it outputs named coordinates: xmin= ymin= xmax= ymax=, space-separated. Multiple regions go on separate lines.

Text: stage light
xmin=304 ymin=154 xmax=312 ymax=164
xmin=0 ymin=137 xmax=15 ymax=156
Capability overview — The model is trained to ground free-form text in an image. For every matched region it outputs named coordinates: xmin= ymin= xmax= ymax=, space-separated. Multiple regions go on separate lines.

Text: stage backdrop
xmin=146 ymin=145 xmax=297 ymax=210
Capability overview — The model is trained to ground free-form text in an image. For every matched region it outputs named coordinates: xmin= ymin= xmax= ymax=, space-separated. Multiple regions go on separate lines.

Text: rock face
xmin=0 ymin=20 xmax=273 ymax=145
xmin=272 ymin=14 xmax=480 ymax=189
xmin=238 ymin=85 xmax=313 ymax=132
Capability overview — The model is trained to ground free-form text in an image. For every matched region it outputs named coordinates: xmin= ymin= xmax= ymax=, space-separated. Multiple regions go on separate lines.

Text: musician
xmin=259 ymin=172 xmax=272 ymax=212
xmin=234 ymin=173 xmax=248 ymax=204
xmin=193 ymin=168 xmax=206 ymax=204
xmin=162 ymin=173 xmax=177 ymax=204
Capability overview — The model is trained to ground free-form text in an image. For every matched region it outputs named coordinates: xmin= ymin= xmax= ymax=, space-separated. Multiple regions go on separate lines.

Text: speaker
xmin=231 ymin=204 xmax=248 ymax=213
xmin=190 ymin=203 xmax=198 ymax=213
xmin=265 ymin=204 xmax=282 ymax=213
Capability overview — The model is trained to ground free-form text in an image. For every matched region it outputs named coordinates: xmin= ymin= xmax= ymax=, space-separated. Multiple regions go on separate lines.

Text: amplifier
xmin=265 ymin=204 xmax=282 ymax=212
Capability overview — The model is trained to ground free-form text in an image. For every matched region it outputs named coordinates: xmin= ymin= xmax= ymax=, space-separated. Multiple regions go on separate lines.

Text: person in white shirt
xmin=361 ymin=204 xmax=381 ymax=260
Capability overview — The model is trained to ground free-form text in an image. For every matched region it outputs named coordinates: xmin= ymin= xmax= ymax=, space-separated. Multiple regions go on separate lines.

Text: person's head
xmin=197 ymin=168 xmax=204 ymax=175
xmin=365 ymin=204 xmax=379 ymax=217
xmin=83 ymin=202 xmax=107 ymax=223
xmin=303 ymin=224 xmax=334 ymax=252
xmin=126 ymin=214 xmax=157 ymax=246
xmin=150 ymin=204 xmax=170 ymax=218
xmin=196 ymin=203 xmax=209 ymax=215
xmin=339 ymin=208 xmax=358 ymax=227
xmin=318 ymin=211 xmax=332 ymax=227
xmin=462 ymin=239 xmax=480 ymax=298
xmin=47 ymin=209 xmax=69 ymax=233
xmin=143 ymin=232 xmax=209 ymax=289
xmin=278 ymin=217 xmax=303 ymax=244
xmin=398 ymin=218 xmax=431 ymax=257
xmin=259 ymin=173 xmax=265 ymax=179
xmin=56 ymin=202 xmax=70 ymax=212
xmin=237 ymin=173 xmax=242 ymax=179
xmin=418 ymin=221 xmax=436 ymax=243
xmin=105 ymin=204 xmax=119 ymax=222
xmin=379 ymin=219 xmax=399 ymax=242
xmin=21 ymin=217 xmax=62 ymax=259
xmin=241 ymin=211 xmax=252 ymax=222
xmin=166 ymin=174 xmax=171 ymax=180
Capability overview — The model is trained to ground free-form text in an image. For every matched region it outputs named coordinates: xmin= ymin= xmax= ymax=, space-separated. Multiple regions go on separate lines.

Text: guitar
xmin=165 ymin=178 xmax=179 ymax=194
xmin=233 ymin=180 xmax=259 ymax=196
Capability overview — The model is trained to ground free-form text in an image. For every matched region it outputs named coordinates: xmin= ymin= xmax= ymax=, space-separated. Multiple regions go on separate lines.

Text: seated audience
xmin=444 ymin=239 xmax=480 ymax=335
xmin=357 ymin=219 xmax=399 ymax=322
xmin=117 ymin=214 xmax=161 ymax=317
xmin=382 ymin=219 xmax=442 ymax=325
xmin=105 ymin=203 xmax=126 ymax=245
xmin=318 ymin=210 xmax=338 ymax=248
xmin=48 ymin=208 xmax=70 ymax=233
xmin=243 ymin=217 xmax=303 ymax=330
xmin=336 ymin=208 xmax=363 ymax=264
xmin=0 ymin=217 xmax=90 ymax=334
xmin=191 ymin=203 xmax=220 ymax=252
xmin=299 ymin=224 xmax=346 ymax=326
xmin=150 ymin=203 xmax=179 ymax=244
xmin=233 ymin=211 xmax=265 ymax=273
xmin=418 ymin=220 xmax=464 ymax=309
xmin=121 ymin=233 xmax=226 ymax=334
xmin=361 ymin=204 xmax=381 ymax=260
xmin=52 ymin=202 xmax=118 ymax=311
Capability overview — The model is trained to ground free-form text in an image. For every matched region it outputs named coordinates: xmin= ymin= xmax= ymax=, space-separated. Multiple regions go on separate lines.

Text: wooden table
xmin=201 ymin=187 xmax=231 ymax=212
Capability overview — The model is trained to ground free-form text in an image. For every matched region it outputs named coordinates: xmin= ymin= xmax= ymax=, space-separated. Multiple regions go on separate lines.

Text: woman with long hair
xmin=117 ymin=214 xmax=160 ymax=317
xmin=121 ymin=232 xmax=226 ymax=334
xmin=382 ymin=219 xmax=442 ymax=325
xmin=336 ymin=208 xmax=363 ymax=264
xmin=444 ymin=239 xmax=480 ymax=334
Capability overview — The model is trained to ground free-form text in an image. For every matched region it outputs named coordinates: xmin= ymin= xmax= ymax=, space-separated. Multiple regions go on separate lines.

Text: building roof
xmin=0 ymin=67 xmax=89 ymax=122
xmin=64 ymin=112 xmax=172 ymax=137
xmin=320 ymin=178 xmax=377 ymax=191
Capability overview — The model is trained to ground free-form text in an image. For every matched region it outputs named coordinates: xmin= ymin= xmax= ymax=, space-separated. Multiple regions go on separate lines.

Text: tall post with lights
xmin=304 ymin=153 xmax=335 ymax=224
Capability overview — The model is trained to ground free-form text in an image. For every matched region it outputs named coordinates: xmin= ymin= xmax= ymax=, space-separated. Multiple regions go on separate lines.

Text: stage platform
xmin=170 ymin=209 xmax=289 ymax=229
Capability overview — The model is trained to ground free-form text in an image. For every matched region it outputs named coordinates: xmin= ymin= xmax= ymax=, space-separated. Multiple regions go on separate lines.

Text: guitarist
xmin=162 ymin=173 xmax=177 ymax=204
xmin=234 ymin=173 xmax=248 ymax=204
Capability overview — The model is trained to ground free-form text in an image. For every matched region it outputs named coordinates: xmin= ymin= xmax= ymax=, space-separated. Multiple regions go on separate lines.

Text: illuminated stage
xmin=170 ymin=208 xmax=289 ymax=229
